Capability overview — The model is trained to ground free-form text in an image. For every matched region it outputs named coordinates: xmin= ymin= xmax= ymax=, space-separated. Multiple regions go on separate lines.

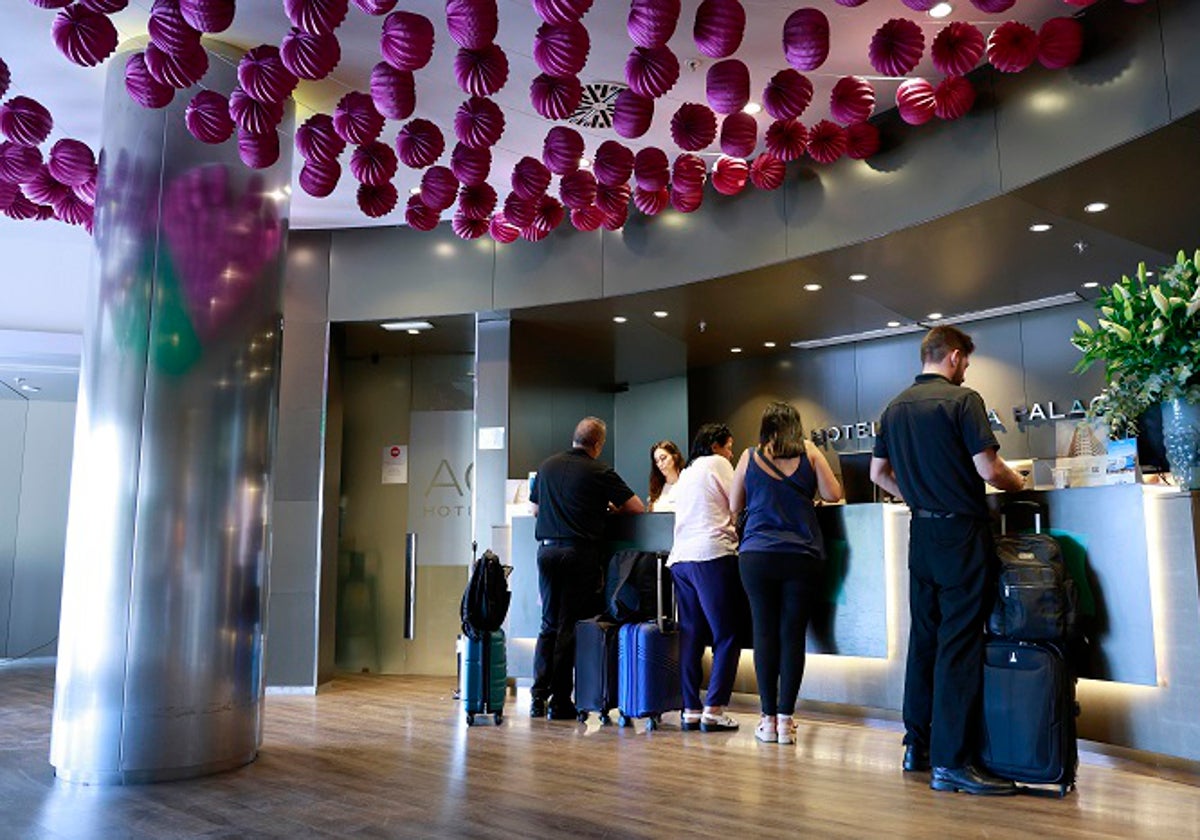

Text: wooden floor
xmin=3 ymin=661 xmax=1200 ymax=839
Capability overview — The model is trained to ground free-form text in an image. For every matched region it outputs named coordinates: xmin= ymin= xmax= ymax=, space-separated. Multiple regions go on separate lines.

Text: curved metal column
xmin=50 ymin=45 xmax=293 ymax=784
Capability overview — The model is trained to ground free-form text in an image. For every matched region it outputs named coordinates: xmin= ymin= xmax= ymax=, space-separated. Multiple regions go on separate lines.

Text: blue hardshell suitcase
xmin=574 ymin=617 xmax=621 ymax=724
xmin=463 ymin=629 xmax=507 ymax=725
xmin=616 ymin=556 xmax=682 ymax=731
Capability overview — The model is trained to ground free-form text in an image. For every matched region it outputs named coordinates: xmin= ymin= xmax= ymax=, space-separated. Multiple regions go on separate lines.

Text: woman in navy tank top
xmin=731 ymin=402 xmax=842 ymax=745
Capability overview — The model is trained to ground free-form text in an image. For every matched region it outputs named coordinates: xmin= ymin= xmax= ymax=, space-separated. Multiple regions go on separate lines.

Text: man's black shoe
xmin=529 ymin=699 xmax=547 ymax=718
xmin=903 ymin=744 xmax=930 ymax=772
xmin=546 ymin=704 xmax=579 ymax=721
xmin=930 ymin=764 xmax=1017 ymax=796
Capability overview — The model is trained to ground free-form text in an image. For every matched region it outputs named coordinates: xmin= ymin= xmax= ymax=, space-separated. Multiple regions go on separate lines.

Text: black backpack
xmin=988 ymin=532 xmax=1078 ymax=642
xmin=604 ymin=550 xmax=671 ymax=624
xmin=461 ymin=550 xmax=512 ymax=640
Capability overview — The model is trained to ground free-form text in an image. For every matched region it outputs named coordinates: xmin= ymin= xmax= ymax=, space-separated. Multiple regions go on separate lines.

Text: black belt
xmin=913 ymin=509 xmax=961 ymax=519
xmin=539 ymin=538 xmax=595 ymax=547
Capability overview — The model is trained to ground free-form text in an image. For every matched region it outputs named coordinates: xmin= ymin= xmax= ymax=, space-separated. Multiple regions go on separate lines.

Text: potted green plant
xmin=1072 ymin=250 xmax=1200 ymax=489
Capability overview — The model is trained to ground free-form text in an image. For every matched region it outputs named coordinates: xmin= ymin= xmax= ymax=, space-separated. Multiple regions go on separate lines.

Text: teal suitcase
xmin=462 ymin=629 xmax=507 ymax=725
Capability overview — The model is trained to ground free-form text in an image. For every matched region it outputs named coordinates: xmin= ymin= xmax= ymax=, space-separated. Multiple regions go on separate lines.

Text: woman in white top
xmin=668 ymin=423 xmax=742 ymax=732
xmin=647 ymin=439 xmax=683 ymax=511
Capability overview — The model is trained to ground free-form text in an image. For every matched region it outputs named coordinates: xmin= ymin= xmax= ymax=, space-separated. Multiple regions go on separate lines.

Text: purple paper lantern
xmin=670 ymin=186 xmax=702 ymax=214
xmin=0 ymin=59 xmax=9 ymax=101
xmin=55 ymin=193 xmax=93 ymax=228
xmin=988 ymin=21 xmax=1039 ymax=73
xmin=454 ymin=97 xmax=505 ymax=149
xmin=381 ymin=11 xmax=435 ymax=72
xmin=28 ymin=1 xmax=74 ymax=9
xmin=934 ymin=76 xmax=976 ymax=120
xmin=749 ymin=153 xmax=785 ymax=190
xmin=719 ymin=111 xmax=757 ymax=157
xmin=542 ymin=125 xmax=584 ymax=175
xmin=333 ymin=91 xmax=384 ymax=145
xmin=0 ymin=96 xmax=53 ymax=147
xmin=596 ymin=182 xmax=631 ymax=217
xmin=284 ymin=0 xmax=349 ymax=35
xmin=764 ymin=118 xmax=808 ymax=162
xmin=559 ymin=168 xmax=597 ymax=210
xmin=532 ymin=0 xmax=594 ymax=26
xmin=229 ymin=88 xmax=284 ymax=134
xmin=870 ymin=18 xmax=925 ymax=78
xmin=147 ymin=2 xmax=201 ymax=55
xmin=520 ymin=223 xmax=550 ymax=243
xmin=79 ymin=0 xmax=130 ymax=11
xmin=458 ymin=182 xmax=497 ymax=218
xmin=405 ymin=195 xmax=439 ymax=230
xmin=299 ymin=158 xmax=341 ymax=197
xmin=359 ymin=182 xmax=399 ymax=218
xmin=446 ymin=0 xmax=498 ymax=51
xmin=533 ymin=21 xmax=590 ymax=78
xmin=454 ymin=44 xmax=510 ymax=97
xmin=180 ymin=0 xmax=236 ymax=34
xmin=295 ymin=113 xmax=346 ymax=163
xmin=593 ymin=140 xmax=634 ymax=187
xmin=628 ymin=0 xmax=681 ymax=50
xmin=931 ymin=21 xmax=985 ymax=77
xmin=633 ymin=186 xmax=668 ymax=216
xmin=0 ymin=181 xmax=19 ymax=213
xmin=845 ymin=122 xmax=880 ymax=160
xmin=970 ymin=0 xmax=1016 ymax=12
xmin=530 ymin=74 xmax=582 ymax=121
xmin=806 ymin=120 xmax=847 ymax=164
xmin=512 ymin=156 xmax=552 ymax=200
xmin=125 ymin=53 xmax=176 ymax=109
xmin=783 ymin=8 xmax=829 ymax=72
xmin=896 ymin=78 xmax=936 ymax=125
xmin=3 ymin=195 xmax=43 ymax=222
xmin=396 ymin=119 xmax=445 ymax=168
xmin=901 ymin=0 xmax=938 ymax=10
xmin=451 ymin=142 xmax=491 ymax=185
xmin=706 ymin=59 xmax=749 ymax=115
xmin=352 ymin=0 xmax=398 ymax=16
xmin=634 ymin=146 xmax=669 ymax=191
xmin=237 ymin=129 xmax=280 ymax=169
xmin=370 ymin=62 xmax=415 ymax=121
xmin=281 ymin=28 xmax=342 ymax=80
xmin=0 ymin=141 xmax=43 ymax=183
xmin=1038 ymin=17 xmax=1085 ymax=70
xmin=145 ymin=40 xmax=209 ymax=89
xmin=570 ymin=204 xmax=604 ymax=232
xmin=23 ymin=166 xmax=72 ymax=207
xmin=625 ymin=46 xmax=680 ymax=99
xmin=453 ymin=214 xmax=489 ymax=240
xmin=51 ymin=5 xmax=119 ymax=67
xmin=693 ymin=0 xmax=745 ymax=59
xmin=420 ymin=165 xmax=459 ymax=211
xmin=762 ymin=68 xmax=813 ymax=120
xmin=504 ymin=193 xmax=536 ymax=228
xmin=185 ymin=90 xmax=235 ymax=144
xmin=672 ymin=153 xmax=706 ymax=192
xmin=47 ymin=139 xmax=96 ymax=186
xmin=613 ymin=89 xmax=654 ymax=140
xmin=239 ymin=46 xmax=298 ymax=104
xmin=712 ymin=155 xmax=748 ymax=195
xmin=489 ymin=213 xmax=519 ymax=243
xmin=829 ymin=76 xmax=875 ymax=126
xmin=350 ymin=141 xmax=398 ymax=185
xmin=533 ymin=194 xmax=565 ymax=233
xmin=670 ymin=103 xmax=717 ymax=152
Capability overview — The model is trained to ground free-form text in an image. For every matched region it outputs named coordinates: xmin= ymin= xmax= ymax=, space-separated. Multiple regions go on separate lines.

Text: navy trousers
xmin=670 ymin=555 xmax=743 ymax=710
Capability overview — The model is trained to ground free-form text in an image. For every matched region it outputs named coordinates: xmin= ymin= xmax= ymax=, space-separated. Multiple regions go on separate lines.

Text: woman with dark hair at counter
xmin=668 ymin=423 xmax=742 ymax=733
xmin=647 ymin=440 xmax=684 ymax=512
xmin=732 ymin=402 xmax=842 ymax=745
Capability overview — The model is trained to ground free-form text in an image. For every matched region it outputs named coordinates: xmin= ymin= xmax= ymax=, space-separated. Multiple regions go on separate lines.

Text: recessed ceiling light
xmin=406 ymin=329 xmax=420 ymax=335
xmin=849 ymin=273 xmax=868 ymax=282
xmin=19 ymin=383 xmax=40 ymax=393
xmin=803 ymin=283 xmax=822 ymax=292
xmin=887 ymin=320 xmax=901 ymax=328
xmin=929 ymin=2 xmax=953 ymax=18
xmin=579 ymin=157 xmax=591 ymax=168
xmin=764 ymin=341 xmax=776 ymax=348
xmin=927 ymin=312 xmax=944 ymax=320
xmin=653 ymin=310 xmax=668 ymax=318
xmin=743 ymin=102 xmax=762 ymax=115
xmin=730 ymin=347 xmax=742 ymax=353
xmin=1084 ymin=202 xmax=1109 ymax=213
xmin=613 ymin=316 xmax=627 ymax=324
xmin=381 ymin=320 xmax=433 ymax=331
xmin=409 ymin=186 xmax=422 ymax=196
xmin=1029 ymin=223 xmax=1053 ymax=232
xmin=1082 ymin=281 xmax=1099 ymax=288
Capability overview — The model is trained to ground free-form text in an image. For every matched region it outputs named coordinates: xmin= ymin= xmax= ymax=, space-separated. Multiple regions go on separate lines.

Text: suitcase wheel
xmin=1059 ymin=783 xmax=1073 ymax=798
xmin=618 ymin=714 xmax=632 ymax=728
xmin=645 ymin=716 xmax=660 ymax=732
xmin=466 ymin=712 xmax=475 ymax=726
xmin=599 ymin=712 xmax=612 ymax=726
xmin=576 ymin=711 xmax=589 ymax=724
xmin=493 ymin=712 xmax=503 ymax=725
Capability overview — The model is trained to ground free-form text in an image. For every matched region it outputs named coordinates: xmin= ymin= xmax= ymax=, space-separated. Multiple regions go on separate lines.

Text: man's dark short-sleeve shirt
xmin=872 ymin=373 xmax=999 ymax=519
xmin=531 ymin=448 xmax=636 ymax=541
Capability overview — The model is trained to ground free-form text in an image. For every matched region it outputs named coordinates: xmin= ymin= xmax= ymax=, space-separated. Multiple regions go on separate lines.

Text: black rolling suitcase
xmin=573 ymin=617 xmax=621 ymax=724
xmin=980 ymin=639 xmax=1078 ymax=796
xmin=616 ymin=555 xmax=682 ymax=731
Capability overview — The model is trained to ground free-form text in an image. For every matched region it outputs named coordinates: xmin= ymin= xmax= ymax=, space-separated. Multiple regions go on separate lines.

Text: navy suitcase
xmin=462 ymin=629 xmax=507 ymax=725
xmin=616 ymin=556 xmax=682 ymax=731
xmin=980 ymin=639 xmax=1078 ymax=796
xmin=574 ymin=617 xmax=621 ymax=724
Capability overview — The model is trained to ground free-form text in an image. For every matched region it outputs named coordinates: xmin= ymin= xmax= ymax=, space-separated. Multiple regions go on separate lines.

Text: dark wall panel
xmin=493 ymin=227 xmax=604 ymax=310
xmin=1161 ymin=0 xmax=1200 ymax=118
xmin=995 ymin=2 xmax=1171 ymax=191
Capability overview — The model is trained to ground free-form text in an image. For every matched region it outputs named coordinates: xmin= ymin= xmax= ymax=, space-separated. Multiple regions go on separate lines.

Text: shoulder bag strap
xmin=755 ymin=446 xmax=811 ymax=498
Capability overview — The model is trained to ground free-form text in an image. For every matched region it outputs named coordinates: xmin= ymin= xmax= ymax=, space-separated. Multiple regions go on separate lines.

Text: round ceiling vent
xmin=567 ymin=81 xmax=628 ymax=129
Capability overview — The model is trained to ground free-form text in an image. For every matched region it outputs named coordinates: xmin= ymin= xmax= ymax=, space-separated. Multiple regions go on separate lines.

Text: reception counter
xmin=503 ymin=486 xmax=1200 ymax=762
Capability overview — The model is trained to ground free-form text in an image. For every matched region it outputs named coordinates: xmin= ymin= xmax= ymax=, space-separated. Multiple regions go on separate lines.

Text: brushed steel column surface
xmin=50 ymin=47 xmax=294 ymax=784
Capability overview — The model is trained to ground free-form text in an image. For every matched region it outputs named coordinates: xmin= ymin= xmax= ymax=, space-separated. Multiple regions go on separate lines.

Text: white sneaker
xmin=755 ymin=715 xmax=777 ymax=743
xmin=776 ymin=715 xmax=796 ymax=745
xmin=700 ymin=712 xmax=739 ymax=732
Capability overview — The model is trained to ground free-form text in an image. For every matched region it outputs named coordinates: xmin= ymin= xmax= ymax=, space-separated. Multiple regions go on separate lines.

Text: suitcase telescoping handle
xmin=655 ymin=553 xmax=664 ymax=633
xmin=1001 ymin=499 xmax=1044 ymax=534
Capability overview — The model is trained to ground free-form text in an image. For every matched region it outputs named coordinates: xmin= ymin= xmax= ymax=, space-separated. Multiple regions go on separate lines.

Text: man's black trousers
xmin=531 ymin=542 xmax=605 ymax=710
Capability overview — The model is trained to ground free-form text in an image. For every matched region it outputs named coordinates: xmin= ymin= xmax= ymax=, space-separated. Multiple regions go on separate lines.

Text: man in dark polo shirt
xmin=870 ymin=326 xmax=1025 ymax=796
xmin=529 ymin=416 xmax=644 ymax=719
